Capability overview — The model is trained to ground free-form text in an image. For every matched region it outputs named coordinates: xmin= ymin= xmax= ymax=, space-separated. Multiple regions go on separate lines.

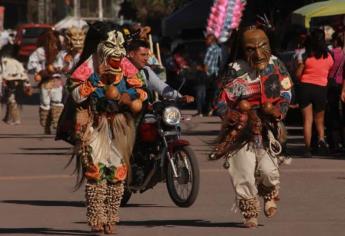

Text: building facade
xmin=0 ymin=0 xmax=123 ymax=29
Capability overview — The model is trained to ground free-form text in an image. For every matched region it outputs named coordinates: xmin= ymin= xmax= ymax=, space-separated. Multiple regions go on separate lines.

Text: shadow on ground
xmin=75 ymin=219 xmax=254 ymax=229
xmin=285 ymin=146 xmax=345 ymax=159
xmin=6 ymin=147 xmax=73 ymax=156
xmin=8 ymin=152 xmax=71 ymax=156
xmin=183 ymin=130 xmax=219 ymax=136
xmin=20 ymin=92 xmax=40 ymax=105
xmin=2 ymin=200 xmax=84 ymax=207
xmin=0 ymin=133 xmax=54 ymax=139
xmin=20 ymin=147 xmax=71 ymax=151
xmin=0 ymin=228 xmax=96 ymax=236
xmin=121 ymin=203 xmax=172 ymax=208
xmin=119 ymin=219 xmax=257 ymax=228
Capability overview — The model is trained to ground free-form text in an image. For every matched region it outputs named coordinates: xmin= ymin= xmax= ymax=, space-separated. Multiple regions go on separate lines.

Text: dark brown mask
xmin=242 ymin=28 xmax=271 ymax=71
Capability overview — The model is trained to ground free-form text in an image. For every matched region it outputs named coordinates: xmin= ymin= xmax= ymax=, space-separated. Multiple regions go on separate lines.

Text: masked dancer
xmin=60 ymin=21 xmax=148 ymax=234
xmin=27 ymin=29 xmax=63 ymax=134
xmin=213 ymin=26 xmax=292 ymax=228
xmin=1 ymin=44 xmax=32 ymax=125
xmin=54 ymin=26 xmax=86 ymax=74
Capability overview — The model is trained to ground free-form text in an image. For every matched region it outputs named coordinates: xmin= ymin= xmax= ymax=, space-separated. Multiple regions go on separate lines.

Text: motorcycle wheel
xmin=120 ymin=183 xmax=132 ymax=207
xmin=166 ymin=146 xmax=200 ymax=207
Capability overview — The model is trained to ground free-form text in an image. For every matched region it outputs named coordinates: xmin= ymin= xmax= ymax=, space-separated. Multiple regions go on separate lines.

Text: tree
xmin=128 ymin=0 xmax=190 ymax=23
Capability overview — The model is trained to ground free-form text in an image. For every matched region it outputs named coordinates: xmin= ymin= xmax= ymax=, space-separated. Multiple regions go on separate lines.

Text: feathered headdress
xmin=206 ymin=0 xmax=247 ymax=43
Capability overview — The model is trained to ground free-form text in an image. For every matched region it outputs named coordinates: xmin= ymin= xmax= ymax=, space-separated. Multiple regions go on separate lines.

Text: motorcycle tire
xmin=166 ymin=146 xmax=200 ymax=207
xmin=120 ymin=184 xmax=132 ymax=207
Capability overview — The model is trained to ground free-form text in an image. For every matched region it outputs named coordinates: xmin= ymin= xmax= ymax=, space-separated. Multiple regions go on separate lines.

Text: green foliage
xmin=128 ymin=0 xmax=190 ymax=22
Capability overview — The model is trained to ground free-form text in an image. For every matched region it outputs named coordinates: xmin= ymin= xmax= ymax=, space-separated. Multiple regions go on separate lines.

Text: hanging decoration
xmin=206 ymin=0 xmax=247 ymax=42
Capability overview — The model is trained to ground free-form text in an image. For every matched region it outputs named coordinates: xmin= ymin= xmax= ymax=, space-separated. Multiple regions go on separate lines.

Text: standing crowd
xmin=293 ymin=28 xmax=345 ymax=156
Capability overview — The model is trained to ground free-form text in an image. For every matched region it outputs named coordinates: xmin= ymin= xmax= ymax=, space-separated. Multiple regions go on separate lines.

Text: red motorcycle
xmin=121 ymin=99 xmax=200 ymax=207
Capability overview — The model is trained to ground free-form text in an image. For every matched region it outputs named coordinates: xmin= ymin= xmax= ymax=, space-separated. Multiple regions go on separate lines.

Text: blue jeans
xmin=205 ymin=75 xmax=218 ymax=112
xmin=195 ymin=84 xmax=206 ymax=114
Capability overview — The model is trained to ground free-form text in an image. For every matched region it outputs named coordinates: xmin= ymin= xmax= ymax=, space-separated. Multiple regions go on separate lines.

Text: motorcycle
xmin=121 ymin=98 xmax=200 ymax=207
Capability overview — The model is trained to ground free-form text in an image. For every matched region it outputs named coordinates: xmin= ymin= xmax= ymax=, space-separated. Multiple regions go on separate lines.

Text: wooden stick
xmin=156 ymin=42 xmax=162 ymax=66
xmin=148 ymin=34 xmax=153 ymax=53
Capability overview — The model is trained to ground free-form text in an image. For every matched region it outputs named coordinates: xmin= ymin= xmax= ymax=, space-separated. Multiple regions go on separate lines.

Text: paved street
xmin=1 ymin=104 xmax=345 ymax=236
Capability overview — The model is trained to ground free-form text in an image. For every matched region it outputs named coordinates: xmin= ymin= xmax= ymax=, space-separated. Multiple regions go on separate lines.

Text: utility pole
xmin=74 ymin=0 xmax=80 ymax=17
xmin=98 ymin=0 xmax=103 ymax=21
xmin=114 ymin=0 xmax=124 ymax=22
xmin=37 ymin=0 xmax=53 ymax=23
xmin=38 ymin=0 xmax=45 ymax=23
xmin=46 ymin=0 xmax=52 ymax=23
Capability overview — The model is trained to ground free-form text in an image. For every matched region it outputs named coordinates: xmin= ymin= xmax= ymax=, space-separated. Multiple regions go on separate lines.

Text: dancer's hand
xmin=226 ymin=110 xmax=241 ymax=125
xmin=271 ymin=108 xmax=283 ymax=121
xmin=181 ymin=95 xmax=194 ymax=103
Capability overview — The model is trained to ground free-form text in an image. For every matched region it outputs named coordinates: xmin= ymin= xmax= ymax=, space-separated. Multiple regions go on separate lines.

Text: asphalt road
xmin=1 ymin=105 xmax=345 ymax=236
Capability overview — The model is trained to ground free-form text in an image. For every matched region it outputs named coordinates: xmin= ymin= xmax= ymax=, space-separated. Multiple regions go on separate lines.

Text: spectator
xmin=203 ymin=34 xmax=222 ymax=116
xmin=171 ymin=44 xmax=191 ymax=91
xmin=290 ymin=31 xmax=308 ymax=109
xmin=326 ymin=31 xmax=345 ymax=151
xmin=0 ymin=30 xmax=10 ymax=49
xmin=295 ymin=29 xmax=334 ymax=157
xmin=341 ymin=54 xmax=345 ymax=103
xmin=294 ymin=32 xmax=308 ymax=64
xmin=191 ymin=60 xmax=207 ymax=117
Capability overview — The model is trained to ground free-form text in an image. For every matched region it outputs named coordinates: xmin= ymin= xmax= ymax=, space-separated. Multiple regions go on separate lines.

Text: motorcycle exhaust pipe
xmin=129 ymin=162 xmax=158 ymax=193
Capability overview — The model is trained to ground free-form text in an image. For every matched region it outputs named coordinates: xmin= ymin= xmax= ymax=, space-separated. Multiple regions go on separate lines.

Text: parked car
xmin=14 ymin=23 xmax=53 ymax=62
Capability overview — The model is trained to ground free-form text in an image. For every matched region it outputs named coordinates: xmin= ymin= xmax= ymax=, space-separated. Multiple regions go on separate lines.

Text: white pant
xmin=228 ymin=143 xmax=280 ymax=200
xmin=40 ymin=86 xmax=63 ymax=110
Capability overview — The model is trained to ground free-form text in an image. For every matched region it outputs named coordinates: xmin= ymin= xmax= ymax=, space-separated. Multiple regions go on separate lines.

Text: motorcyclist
xmin=121 ymin=39 xmax=194 ymax=190
xmin=126 ymin=39 xmax=194 ymax=103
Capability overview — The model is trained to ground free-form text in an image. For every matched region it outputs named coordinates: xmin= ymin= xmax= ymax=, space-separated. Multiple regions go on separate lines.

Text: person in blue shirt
xmin=203 ymin=34 xmax=222 ymax=116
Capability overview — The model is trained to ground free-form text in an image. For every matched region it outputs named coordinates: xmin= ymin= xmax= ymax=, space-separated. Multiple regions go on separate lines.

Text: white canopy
xmin=54 ymin=16 xmax=88 ymax=31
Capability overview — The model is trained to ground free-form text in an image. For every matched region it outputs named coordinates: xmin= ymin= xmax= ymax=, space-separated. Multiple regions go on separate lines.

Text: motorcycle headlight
xmin=163 ymin=106 xmax=181 ymax=126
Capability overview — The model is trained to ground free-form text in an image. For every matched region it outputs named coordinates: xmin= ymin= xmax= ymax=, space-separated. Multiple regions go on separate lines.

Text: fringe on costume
xmin=106 ymin=181 xmax=124 ymax=224
xmin=238 ymin=197 xmax=260 ymax=219
xmin=85 ymin=180 xmax=107 ymax=227
xmin=258 ymin=184 xmax=279 ymax=201
xmin=51 ymin=105 xmax=64 ymax=129
xmin=110 ymin=112 xmax=135 ymax=182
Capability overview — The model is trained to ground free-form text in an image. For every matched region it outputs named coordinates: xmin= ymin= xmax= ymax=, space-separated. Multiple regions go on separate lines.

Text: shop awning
xmin=162 ymin=0 xmax=213 ymax=37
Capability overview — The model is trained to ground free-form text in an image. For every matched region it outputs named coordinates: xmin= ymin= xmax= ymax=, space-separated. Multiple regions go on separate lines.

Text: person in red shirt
xmin=295 ymin=29 xmax=334 ymax=157
xmin=326 ymin=32 xmax=345 ymax=151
